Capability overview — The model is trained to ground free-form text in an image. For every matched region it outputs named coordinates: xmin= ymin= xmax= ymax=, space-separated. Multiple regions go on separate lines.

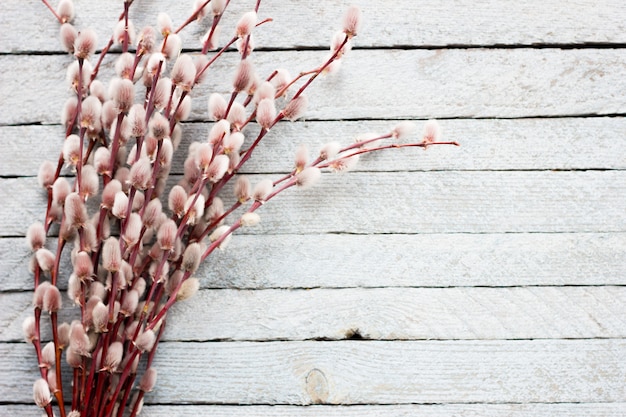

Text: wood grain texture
xmin=3 ymin=232 xmax=625 ymax=291
xmin=5 ymin=403 xmax=626 ymax=417
xmin=3 ymin=286 xmax=626 ymax=342
xmin=2 ymin=170 xmax=625 ymax=237
xmin=1 ymin=340 xmax=625 ymax=404
xmin=3 ymin=48 xmax=626 ymax=125
xmin=5 ymin=0 xmax=626 ymax=53
xmin=3 ymin=117 xmax=626 ymax=177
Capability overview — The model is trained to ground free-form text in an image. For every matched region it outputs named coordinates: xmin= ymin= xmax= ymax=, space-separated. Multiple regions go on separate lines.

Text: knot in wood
xmin=305 ymin=368 xmax=329 ymax=404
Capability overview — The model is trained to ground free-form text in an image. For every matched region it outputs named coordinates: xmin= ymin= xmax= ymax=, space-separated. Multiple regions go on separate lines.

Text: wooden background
xmin=1 ymin=0 xmax=626 ymax=415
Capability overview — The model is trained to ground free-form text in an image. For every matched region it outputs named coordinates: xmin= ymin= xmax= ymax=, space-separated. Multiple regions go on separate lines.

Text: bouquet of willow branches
xmin=24 ymin=1 xmax=457 ymax=416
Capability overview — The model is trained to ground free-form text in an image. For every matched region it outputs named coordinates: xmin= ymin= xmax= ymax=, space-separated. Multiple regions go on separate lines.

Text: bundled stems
xmin=27 ymin=3 xmax=458 ymax=417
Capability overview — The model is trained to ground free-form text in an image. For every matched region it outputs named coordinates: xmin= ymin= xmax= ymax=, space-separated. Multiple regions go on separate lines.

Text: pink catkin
xmin=342 ymin=5 xmax=362 ymax=37
xmin=252 ymin=179 xmax=273 ymax=202
xmin=37 ymin=161 xmax=56 ymax=189
xmin=282 ymin=95 xmax=308 ymax=122
xmin=171 ymin=54 xmax=197 ymax=91
xmin=102 ymin=237 xmax=122 ymax=272
xmin=157 ymin=219 xmax=177 ymax=250
xmin=33 ymin=379 xmax=52 ymax=408
xmin=235 ymin=11 xmax=257 ymax=38
xmin=43 ymin=285 xmax=63 ymax=313
xmin=60 ymin=23 xmax=77 ymax=53
xmin=256 ymin=98 xmax=276 ymax=130
xmin=168 ymin=185 xmax=188 ymax=217
xmin=74 ymin=28 xmax=98 ymax=60
xmin=73 ymin=251 xmax=93 ymax=281
xmin=233 ymin=59 xmax=254 ymax=92
xmin=111 ymin=78 xmax=135 ymax=114
xmin=65 ymin=192 xmax=88 ymax=228
xmin=27 ymin=222 xmax=46 ymax=251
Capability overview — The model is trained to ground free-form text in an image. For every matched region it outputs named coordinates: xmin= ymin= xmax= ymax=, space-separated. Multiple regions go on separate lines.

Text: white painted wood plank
xmin=6 ymin=0 xmax=626 ymax=53
xmin=3 ymin=286 xmax=626 ymax=342
xmin=3 ymin=232 xmax=624 ymax=291
xmin=3 ymin=117 xmax=626 ymax=177
xmin=3 ymin=48 xmax=626 ymax=125
xmin=2 ymin=340 xmax=625 ymax=404
xmin=5 ymin=403 xmax=626 ymax=417
xmin=2 ymin=171 xmax=625 ymax=237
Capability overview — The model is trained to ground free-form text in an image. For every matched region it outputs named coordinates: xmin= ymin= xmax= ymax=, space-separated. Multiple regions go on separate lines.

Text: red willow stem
xmin=50 ymin=312 xmax=67 ymax=417
xmin=90 ymin=4 xmax=133 ymax=83
xmin=41 ymin=0 xmax=63 ymax=23
xmin=175 ymin=0 xmax=213 ymax=33
xmin=201 ymin=0 xmax=231 ymax=54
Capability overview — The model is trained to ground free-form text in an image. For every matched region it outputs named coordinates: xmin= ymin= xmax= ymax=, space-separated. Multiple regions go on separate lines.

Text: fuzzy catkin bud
xmin=92 ymin=301 xmax=109 ymax=333
xmin=135 ymin=329 xmax=156 ymax=352
xmin=110 ymin=78 xmax=135 ymax=114
xmin=101 ymin=180 xmax=122 ymax=209
xmin=69 ymin=320 xmax=91 ymax=356
xmin=112 ymin=191 xmax=129 ymax=219
xmin=207 ymin=154 xmax=229 ymax=182
xmin=58 ymin=322 xmax=71 ymax=348
xmin=102 ymin=237 xmax=122 ymax=272
xmin=140 ymin=368 xmax=157 ymax=392
xmin=236 ymin=11 xmax=257 ymax=38
xmin=121 ymin=289 xmax=139 ymax=316
xmin=422 ymin=120 xmax=442 ymax=143
xmin=224 ymin=132 xmax=245 ymax=155
xmin=208 ymin=93 xmax=227 ymax=121
xmin=43 ymin=285 xmax=62 ymax=313
xmin=80 ymin=164 xmax=99 ymax=199
xmin=22 ymin=316 xmax=37 ymax=344
xmin=60 ymin=23 xmax=78 ymax=53
xmin=282 ymin=95 xmax=308 ymax=122
xmin=208 ymin=119 xmax=230 ymax=146
xmin=37 ymin=160 xmax=56 ymax=189
xmin=176 ymin=278 xmax=200 ymax=301
xmin=320 ymin=143 xmax=342 ymax=161
xmin=41 ymin=342 xmax=56 ymax=369
xmin=234 ymin=176 xmax=251 ymax=202
xmin=157 ymin=219 xmax=177 ymax=251
xmin=149 ymin=112 xmax=170 ymax=141
xmin=240 ymin=212 xmax=261 ymax=227
xmin=128 ymin=104 xmax=147 ymax=137
xmin=130 ymin=157 xmax=153 ymax=190
xmin=27 ymin=222 xmax=46 ymax=251
xmin=57 ymin=0 xmax=75 ymax=23
xmin=33 ymin=379 xmax=52 ymax=408
xmin=342 ymin=5 xmax=362 ymax=37
xmin=157 ymin=13 xmax=173 ymax=36
xmin=52 ymin=178 xmax=71 ymax=207
xmin=63 ymin=134 xmax=81 ymax=166
xmin=143 ymin=198 xmax=162 ymax=228
xmin=137 ymin=26 xmax=157 ymax=54
xmin=174 ymin=95 xmax=192 ymax=121
xmin=160 ymin=33 xmax=182 ymax=60
xmin=36 ymin=248 xmax=56 ymax=273
xmin=33 ymin=282 xmax=51 ymax=309
xmin=256 ymin=98 xmax=276 ymax=130
xmin=182 ymin=243 xmax=202 ymax=273
xmin=253 ymin=179 xmax=273 ymax=202
xmin=233 ymin=59 xmax=254 ymax=92
xmin=74 ymin=28 xmax=98 ymax=60
xmin=65 ymin=193 xmax=88 ymax=228
xmin=73 ymin=251 xmax=93 ymax=281
xmin=296 ymin=167 xmax=321 ymax=189
xmin=294 ymin=144 xmax=308 ymax=173
xmin=392 ymin=121 xmax=417 ymax=140
xmin=123 ymin=213 xmax=143 ymax=247
xmin=104 ymin=341 xmax=124 ymax=371
xmin=209 ymin=225 xmax=231 ymax=249
xmin=171 ymin=54 xmax=196 ymax=91
xmin=168 ymin=185 xmax=187 ymax=217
